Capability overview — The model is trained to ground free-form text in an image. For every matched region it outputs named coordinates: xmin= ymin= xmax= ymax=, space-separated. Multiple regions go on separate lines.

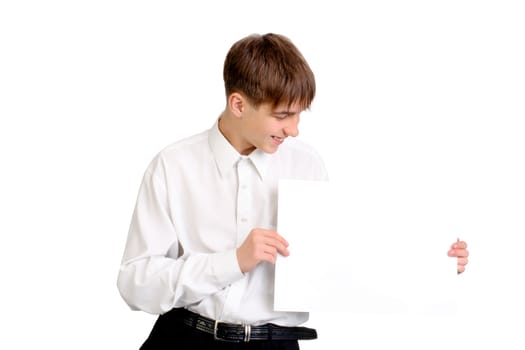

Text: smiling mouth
xmin=272 ymin=136 xmax=284 ymax=144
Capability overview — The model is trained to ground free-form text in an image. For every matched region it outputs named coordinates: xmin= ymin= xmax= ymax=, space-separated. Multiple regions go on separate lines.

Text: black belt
xmin=165 ymin=308 xmax=317 ymax=342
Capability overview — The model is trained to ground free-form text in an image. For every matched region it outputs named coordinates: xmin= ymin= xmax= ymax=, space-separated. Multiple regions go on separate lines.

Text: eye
xmin=274 ymin=114 xmax=288 ymax=120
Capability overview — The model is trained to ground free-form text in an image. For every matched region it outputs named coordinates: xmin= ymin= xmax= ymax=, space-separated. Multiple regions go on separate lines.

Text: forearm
xmin=117 ymin=249 xmax=243 ymax=314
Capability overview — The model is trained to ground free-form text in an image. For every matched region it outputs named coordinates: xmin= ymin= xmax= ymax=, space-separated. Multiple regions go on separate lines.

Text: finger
xmin=263 ymin=245 xmax=278 ymax=257
xmin=457 ymin=257 xmax=468 ymax=266
xmin=265 ymin=238 xmax=290 ymax=256
xmin=453 ymin=241 xmax=468 ymax=249
xmin=448 ymin=248 xmax=469 ymax=257
xmin=266 ymin=231 xmax=289 ymax=248
xmin=261 ymin=251 xmax=277 ymax=265
xmin=456 ymin=249 xmax=469 ymax=257
xmin=447 ymin=249 xmax=458 ymax=257
xmin=263 ymin=234 xmax=289 ymax=251
xmin=457 ymin=265 xmax=465 ymax=274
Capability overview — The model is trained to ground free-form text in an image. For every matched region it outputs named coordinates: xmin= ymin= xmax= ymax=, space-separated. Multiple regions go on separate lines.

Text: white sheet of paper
xmin=274 ymin=179 xmax=458 ymax=313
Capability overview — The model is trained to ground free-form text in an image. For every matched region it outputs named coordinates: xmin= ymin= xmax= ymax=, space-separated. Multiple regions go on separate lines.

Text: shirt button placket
xmin=221 ymin=157 xmax=252 ymax=320
xmin=236 ymin=157 xmax=252 ymax=243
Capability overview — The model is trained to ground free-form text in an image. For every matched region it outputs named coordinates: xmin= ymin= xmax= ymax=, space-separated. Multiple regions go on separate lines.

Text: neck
xmin=218 ymin=112 xmax=254 ymax=155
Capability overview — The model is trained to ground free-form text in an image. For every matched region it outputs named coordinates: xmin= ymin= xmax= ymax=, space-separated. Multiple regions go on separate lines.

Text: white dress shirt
xmin=117 ymin=120 xmax=328 ymax=326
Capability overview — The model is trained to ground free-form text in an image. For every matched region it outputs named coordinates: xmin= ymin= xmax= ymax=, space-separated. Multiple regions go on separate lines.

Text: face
xmin=239 ymin=100 xmax=302 ymax=155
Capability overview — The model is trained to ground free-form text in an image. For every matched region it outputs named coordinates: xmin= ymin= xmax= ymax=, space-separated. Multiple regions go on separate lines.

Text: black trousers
xmin=140 ymin=311 xmax=301 ymax=350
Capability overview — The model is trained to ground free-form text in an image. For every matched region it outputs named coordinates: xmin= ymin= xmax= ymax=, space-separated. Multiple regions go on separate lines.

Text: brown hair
xmin=223 ymin=33 xmax=316 ymax=109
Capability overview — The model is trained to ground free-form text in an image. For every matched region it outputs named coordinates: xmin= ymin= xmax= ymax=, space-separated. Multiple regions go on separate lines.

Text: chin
xmin=261 ymin=143 xmax=281 ymax=154
xmin=264 ymin=148 xmax=279 ymax=154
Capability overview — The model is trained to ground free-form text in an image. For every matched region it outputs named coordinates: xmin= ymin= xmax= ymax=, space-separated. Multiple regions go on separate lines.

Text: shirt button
xmin=241 ymin=218 xmax=247 ymax=223
xmin=241 ymin=184 xmax=248 ymax=190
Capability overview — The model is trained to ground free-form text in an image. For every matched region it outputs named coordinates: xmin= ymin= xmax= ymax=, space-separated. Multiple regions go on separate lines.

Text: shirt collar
xmin=208 ymin=119 xmax=270 ymax=180
xmin=247 ymin=148 xmax=270 ymax=180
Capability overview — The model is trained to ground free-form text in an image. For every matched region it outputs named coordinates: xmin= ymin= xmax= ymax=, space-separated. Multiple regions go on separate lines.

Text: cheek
xmin=247 ymin=122 xmax=269 ymax=141
xmin=254 ymin=122 xmax=274 ymax=137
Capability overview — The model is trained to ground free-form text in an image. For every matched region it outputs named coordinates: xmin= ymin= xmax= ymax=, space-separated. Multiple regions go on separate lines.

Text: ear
xmin=228 ymin=92 xmax=245 ymax=118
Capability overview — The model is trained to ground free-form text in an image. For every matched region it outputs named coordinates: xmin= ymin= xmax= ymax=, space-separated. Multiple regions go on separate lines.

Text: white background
xmin=1 ymin=1 xmax=524 ymax=349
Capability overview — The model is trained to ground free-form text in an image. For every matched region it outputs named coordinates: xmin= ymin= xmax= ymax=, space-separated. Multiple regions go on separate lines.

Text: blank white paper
xmin=274 ymin=179 xmax=458 ymax=313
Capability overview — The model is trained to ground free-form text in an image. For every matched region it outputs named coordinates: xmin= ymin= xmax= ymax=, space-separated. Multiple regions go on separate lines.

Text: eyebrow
xmin=273 ymin=110 xmax=300 ymax=115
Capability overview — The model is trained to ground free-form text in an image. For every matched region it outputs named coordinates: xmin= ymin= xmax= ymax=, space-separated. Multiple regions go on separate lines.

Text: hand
xmin=236 ymin=228 xmax=290 ymax=273
xmin=448 ymin=239 xmax=469 ymax=274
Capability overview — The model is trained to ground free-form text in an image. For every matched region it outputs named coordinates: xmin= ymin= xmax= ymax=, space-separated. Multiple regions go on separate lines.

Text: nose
xmin=283 ymin=114 xmax=300 ymax=137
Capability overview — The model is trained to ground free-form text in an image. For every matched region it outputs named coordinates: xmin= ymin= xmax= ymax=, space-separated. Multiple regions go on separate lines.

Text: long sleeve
xmin=116 ymin=124 xmax=322 ymax=325
xmin=116 ymin=158 xmax=244 ymax=315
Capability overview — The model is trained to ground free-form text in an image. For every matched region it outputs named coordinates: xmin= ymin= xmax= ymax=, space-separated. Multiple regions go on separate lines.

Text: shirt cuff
xmin=210 ymin=249 xmax=244 ymax=287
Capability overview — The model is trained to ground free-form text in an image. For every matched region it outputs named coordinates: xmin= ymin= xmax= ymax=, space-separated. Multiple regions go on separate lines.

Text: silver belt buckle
xmin=213 ymin=320 xmax=251 ymax=342
xmin=213 ymin=320 xmax=226 ymax=341
xmin=243 ymin=323 xmax=251 ymax=342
